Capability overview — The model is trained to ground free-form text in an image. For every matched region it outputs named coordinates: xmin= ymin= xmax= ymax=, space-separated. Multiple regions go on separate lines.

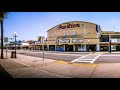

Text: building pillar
xmin=84 ymin=44 xmax=87 ymax=51
xmin=73 ymin=45 xmax=75 ymax=51
xmin=47 ymin=45 xmax=49 ymax=51
xmin=96 ymin=44 xmax=100 ymax=51
xmin=63 ymin=45 xmax=65 ymax=51
xmin=55 ymin=45 xmax=56 ymax=51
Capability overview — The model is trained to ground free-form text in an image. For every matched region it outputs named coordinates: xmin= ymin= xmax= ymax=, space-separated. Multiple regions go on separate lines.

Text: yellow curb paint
xmin=55 ymin=61 xmax=97 ymax=67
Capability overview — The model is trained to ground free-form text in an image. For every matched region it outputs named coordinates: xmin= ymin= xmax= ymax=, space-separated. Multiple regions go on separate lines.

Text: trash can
xmin=11 ymin=51 xmax=16 ymax=58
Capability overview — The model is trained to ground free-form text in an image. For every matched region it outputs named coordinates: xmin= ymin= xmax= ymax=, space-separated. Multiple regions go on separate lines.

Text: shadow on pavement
xmin=0 ymin=65 xmax=13 ymax=79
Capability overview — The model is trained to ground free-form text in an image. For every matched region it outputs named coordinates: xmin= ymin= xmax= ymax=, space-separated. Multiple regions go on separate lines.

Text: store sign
xmin=72 ymin=39 xmax=83 ymax=43
xmin=60 ymin=39 xmax=70 ymax=43
xmin=58 ymin=23 xmax=84 ymax=29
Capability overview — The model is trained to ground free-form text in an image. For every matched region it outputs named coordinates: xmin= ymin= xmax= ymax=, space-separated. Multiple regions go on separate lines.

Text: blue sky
xmin=4 ymin=12 xmax=120 ymax=41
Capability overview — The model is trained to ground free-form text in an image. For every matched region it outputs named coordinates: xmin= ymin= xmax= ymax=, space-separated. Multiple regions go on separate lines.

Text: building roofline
xmin=47 ymin=21 xmax=99 ymax=32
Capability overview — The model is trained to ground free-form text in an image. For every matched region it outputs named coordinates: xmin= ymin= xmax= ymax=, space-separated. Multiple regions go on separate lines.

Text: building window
xmin=100 ymin=35 xmax=109 ymax=42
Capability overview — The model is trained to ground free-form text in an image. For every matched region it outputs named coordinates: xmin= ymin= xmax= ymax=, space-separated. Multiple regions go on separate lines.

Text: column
xmin=96 ymin=44 xmax=100 ymax=51
xmin=63 ymin=45 xmax=65 ymax=51
xmin=73 ymin=45 xmax=75 ymax=51
xmin=55 ymin=45 xmax=56 ymax=51
xmin=47 ymin=45 xmax=49 ymax=51
xmin=84 ymin=44 xmax=87 ymax=51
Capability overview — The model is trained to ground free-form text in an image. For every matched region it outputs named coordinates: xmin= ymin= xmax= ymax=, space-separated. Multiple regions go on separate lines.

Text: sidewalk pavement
xmin=1 ymin=51 xmax=120 ymax=78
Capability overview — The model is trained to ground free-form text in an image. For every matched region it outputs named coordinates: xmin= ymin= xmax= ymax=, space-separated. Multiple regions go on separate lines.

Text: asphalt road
xmin=14 ymin=50 xmax=88 ymax=62
xmin=5 ymin=49 xmax=120 ymax=63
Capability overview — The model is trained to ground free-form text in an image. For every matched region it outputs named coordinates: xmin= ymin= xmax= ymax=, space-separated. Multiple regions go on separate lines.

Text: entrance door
xmin=86 ymin=45 xmax=96 ymax=51
xmin=65 ymin=45 xmax=73 ymax=51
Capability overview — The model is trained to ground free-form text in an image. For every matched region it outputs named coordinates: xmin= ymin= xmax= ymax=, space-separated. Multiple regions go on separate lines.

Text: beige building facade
xmin=47 ymin=21 xmax=101 ymax=51
xmin=28 ymin=21 xmax=120 ymax=52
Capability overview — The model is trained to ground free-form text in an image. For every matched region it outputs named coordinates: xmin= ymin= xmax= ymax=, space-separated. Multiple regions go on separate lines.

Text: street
xmin=5 ymin=49 xmax=120 ymax=63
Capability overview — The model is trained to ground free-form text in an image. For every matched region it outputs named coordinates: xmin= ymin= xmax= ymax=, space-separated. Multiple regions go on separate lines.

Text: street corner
xmin=55 ymin=60 xmax=97 ymax=67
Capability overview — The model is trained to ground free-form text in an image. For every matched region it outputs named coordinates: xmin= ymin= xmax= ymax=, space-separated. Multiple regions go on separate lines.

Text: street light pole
xmin=15 ymin=34 xmax=17 ymax=58
xmin=109 ymin=40 xmax=111 ymax=53
xmin=0 ymin=12 xmax=8 ymax=59
xmin=13 ymin=32 xmax=18 ymax=58
xmin=1 ymin=20 xmax=3 ymax=59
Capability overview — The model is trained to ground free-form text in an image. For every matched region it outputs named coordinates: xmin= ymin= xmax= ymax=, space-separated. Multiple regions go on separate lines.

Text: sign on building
xmin=72 ymin=39 xmax=83 ymax=43
xmin=4 ymin=37 xmax=8 ymax=42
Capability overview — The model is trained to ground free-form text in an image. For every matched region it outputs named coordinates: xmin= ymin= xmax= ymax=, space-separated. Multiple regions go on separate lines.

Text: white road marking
xmin=71 ymin=54 xmax=91 ymax=63
xmin=71 ymin=59 xmax=79 ymax=63
xmin=102 ymin=55 xmax=120 ymax=56
xmin=8 ymin=59 xmax=71 ymax=78
xmin=80 ymin=54 xmax=91 ymax=58
xmin=90 ymin=54 xmax=102 ymax=63
xmin=71 ymin=54 xmax=102 ymax=63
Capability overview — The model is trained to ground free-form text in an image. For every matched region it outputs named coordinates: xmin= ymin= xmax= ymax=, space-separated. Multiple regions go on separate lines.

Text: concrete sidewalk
xmin=1 ymin=52 xmax=120 ymax=78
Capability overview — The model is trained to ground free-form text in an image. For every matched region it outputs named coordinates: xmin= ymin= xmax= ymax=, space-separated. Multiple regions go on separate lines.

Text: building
xmin=100 ymin=31 xmax=120 ymax=51
xmin=47 ymin=21 xmax=101 ymax=51
xmin=29 ymin=21 xmax=120 ymax=52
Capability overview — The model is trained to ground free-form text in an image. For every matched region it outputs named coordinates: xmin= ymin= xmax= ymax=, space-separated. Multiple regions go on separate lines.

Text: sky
xmin=3 ymin=12 xmax=120 ymax=41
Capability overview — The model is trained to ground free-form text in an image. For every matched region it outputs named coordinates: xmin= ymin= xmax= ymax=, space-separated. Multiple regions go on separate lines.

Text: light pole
xmin=0 ymin=12 xmax=7 ymax=59
xmin=109 ymin=39 xmax=111 ymax=53
xmin=42 ymin=36 xmax=45 ymax=61
xmin=13 ymin=32 xmax=18 ymax=58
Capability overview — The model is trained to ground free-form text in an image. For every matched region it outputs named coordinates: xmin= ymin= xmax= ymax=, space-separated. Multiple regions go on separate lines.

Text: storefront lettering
xmin=58 ymin=23 xmax=84 ymax=29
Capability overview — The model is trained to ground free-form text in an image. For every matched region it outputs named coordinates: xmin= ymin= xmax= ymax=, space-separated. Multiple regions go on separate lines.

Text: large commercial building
xmin=47 ymin=21 xmax=101 ymax=51
xmin=29 ymin=21 xmax=120 ymax=52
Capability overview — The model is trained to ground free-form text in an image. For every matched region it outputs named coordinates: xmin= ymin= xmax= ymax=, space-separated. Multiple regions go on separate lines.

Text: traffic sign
xmin=4 ymin=37 xmax=8 ymax=42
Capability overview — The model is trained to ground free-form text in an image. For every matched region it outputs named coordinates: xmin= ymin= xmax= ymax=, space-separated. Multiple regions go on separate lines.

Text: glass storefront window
xmin=100 ymin=35 xmax=109 ymax=42
xmin=111 ymin=45 xmax=116 ymax=50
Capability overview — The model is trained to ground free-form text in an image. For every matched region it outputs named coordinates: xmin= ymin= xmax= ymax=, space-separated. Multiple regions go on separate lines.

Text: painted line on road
xmin=71 ymin=54 xmax=90 ymax=63
xmin=56 ymin=61 xmax=97 ymax=67
xmin=8 ymin=59 xmax=71 ymax=78
xmin=80 ymin=54 xmax=91 ymax=59
xmin=71 ymin=54 xmax=91 ymax=63
xmin=102 ymin=55 xmax=120 ymax=56
xmin=90 ymin=54 xmax=102 ymax=63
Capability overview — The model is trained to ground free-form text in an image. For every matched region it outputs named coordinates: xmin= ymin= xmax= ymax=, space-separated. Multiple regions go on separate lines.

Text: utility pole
xmin=1 ymin=20 xmax=4 ymax=59
xmin=109 ymin=40 xmax=111 ymax=53
xmin=0 ymin=12 xmax=8 ymax=59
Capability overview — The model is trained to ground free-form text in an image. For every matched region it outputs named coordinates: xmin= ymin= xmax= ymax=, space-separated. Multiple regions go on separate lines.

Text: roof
xmin=47 ymin=21 xmax=99 ymax=32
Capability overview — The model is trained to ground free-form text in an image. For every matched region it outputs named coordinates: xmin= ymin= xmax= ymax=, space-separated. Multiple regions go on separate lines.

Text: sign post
xmin=4 ymin=37 xmax=8 ymax=58
xmin=42 ymin=36 xmax=45 ymax=61
xmin=109 ymin=40 xmax=111 ymax=53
